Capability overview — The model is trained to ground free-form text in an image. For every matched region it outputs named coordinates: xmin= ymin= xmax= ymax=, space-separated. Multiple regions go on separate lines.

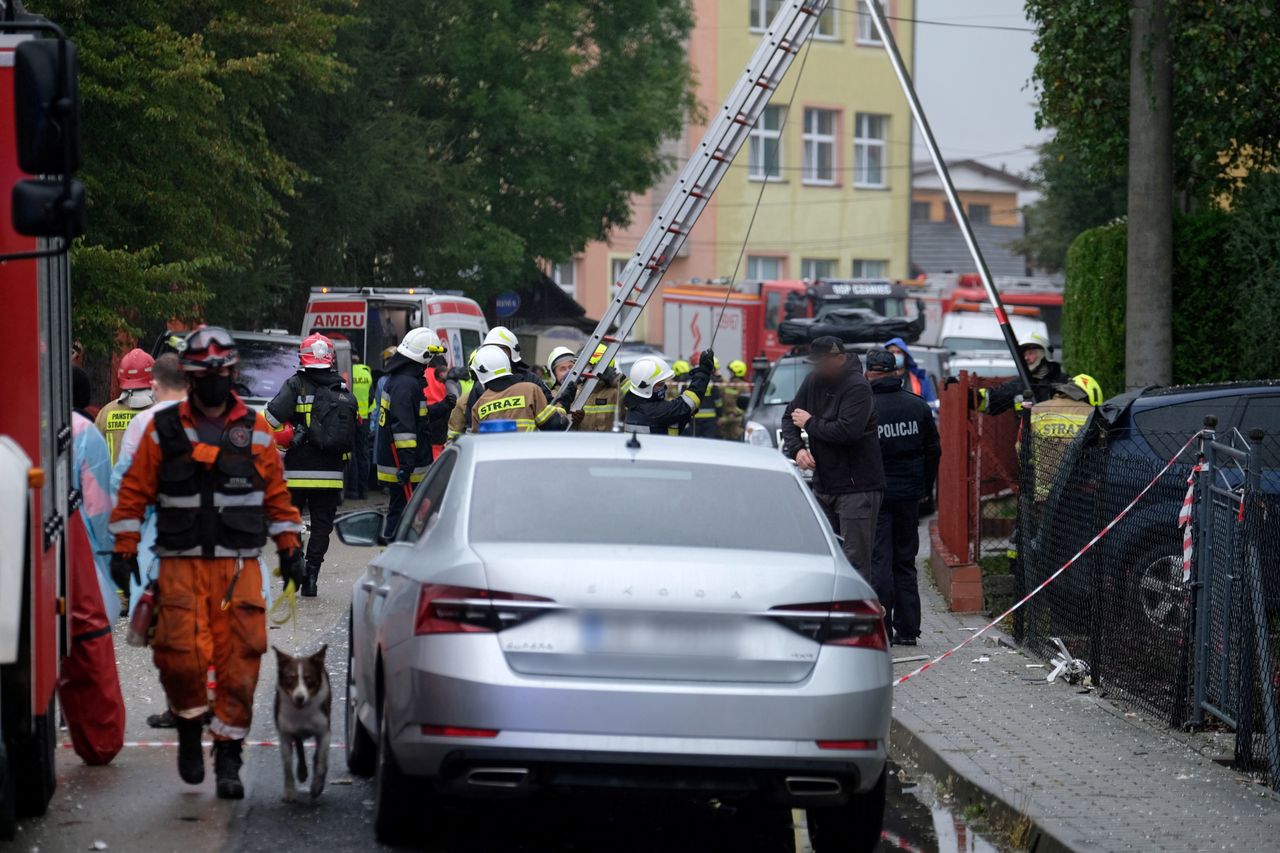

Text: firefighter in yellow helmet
xmin=575 ymin=344 xmax=623 ymax=432
xmin=1027 ymin=373 xmax=1102 ymax=500
xmin=717 ymin=358 xmax=752 ymax=442
xmin=691 ymin=355 xmax=723 ymax=438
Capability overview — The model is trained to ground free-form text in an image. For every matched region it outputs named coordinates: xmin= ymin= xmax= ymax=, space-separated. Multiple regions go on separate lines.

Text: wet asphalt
xmin=6 ymin=496 xmax=1000 ymax=853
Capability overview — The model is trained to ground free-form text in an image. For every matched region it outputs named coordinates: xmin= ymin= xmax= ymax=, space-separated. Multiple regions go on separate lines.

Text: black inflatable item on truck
xmin=778 ymin=308 xmax=923 ymax=346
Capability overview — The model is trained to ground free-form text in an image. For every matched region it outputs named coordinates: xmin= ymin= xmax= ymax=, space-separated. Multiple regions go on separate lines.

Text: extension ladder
xmin=563 ymin=0 xmax=832 ymax=408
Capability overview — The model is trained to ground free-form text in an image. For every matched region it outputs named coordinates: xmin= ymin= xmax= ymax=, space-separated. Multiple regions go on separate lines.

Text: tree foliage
xmin=1025 ymin=0 xmax=1280 ymax=200
xmin=41 ymin=0 xmax=697 ymax=355
xmin=1015 ymin=139 xmax=1126 ymax=273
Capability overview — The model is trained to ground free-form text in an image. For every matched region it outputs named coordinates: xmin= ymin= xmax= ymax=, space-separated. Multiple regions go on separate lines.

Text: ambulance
xmin=301 ymin=287 xmax=489 ymax=369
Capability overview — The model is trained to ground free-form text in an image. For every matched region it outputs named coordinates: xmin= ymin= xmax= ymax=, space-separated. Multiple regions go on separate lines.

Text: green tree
xmin=1015 ymin=139 xmax=1126 ymax=273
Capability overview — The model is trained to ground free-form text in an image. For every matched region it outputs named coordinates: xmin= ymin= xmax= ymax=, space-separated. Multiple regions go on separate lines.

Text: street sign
xmin=495 ymin=291 xmax=521 ymax=318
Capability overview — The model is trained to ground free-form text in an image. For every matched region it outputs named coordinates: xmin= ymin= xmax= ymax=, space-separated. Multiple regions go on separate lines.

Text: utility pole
xmin=1125 ymin=0 xmax=1173 ymax=388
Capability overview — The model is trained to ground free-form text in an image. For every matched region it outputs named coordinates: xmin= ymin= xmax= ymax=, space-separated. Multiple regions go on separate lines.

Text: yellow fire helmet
xmin=587 ymin=343 xmax=616 ymax=369
xmin=671 ymin=359 xmax=692 ymax=377
xmin=1072 ymin=374 xmax=1103 ymax=407
xmin=729 ymin=359 xmax=747 ymax=379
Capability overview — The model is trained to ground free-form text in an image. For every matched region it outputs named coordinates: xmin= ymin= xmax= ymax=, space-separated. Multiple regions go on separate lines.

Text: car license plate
xmin=578 ymin=612 xmax=742 ymax=658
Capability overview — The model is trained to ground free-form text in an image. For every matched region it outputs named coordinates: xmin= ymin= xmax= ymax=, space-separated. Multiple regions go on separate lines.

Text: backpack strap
xmin=153 ymin=404 xmax=192 ymax=458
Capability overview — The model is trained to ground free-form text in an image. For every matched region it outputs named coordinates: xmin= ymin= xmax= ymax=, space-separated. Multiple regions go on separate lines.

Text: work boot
xmin=175 ymin=716 xmax=206 ymax=784
xmin=301 ymin=562 xmax=320 ymax=598
xmin=213 ymin=739 xmax=245 ymax=800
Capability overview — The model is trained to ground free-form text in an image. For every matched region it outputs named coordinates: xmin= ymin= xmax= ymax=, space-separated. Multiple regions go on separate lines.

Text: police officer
xmin=375 ymin=328 xmax=456 ymax=538
xmin=718 ymin=359 xmax=752 ymax=441
xmin=109 ymin=327 xmax=305 ymax=798
xmin=865 ymin=349 xmax=940 ymax=646
xmin=95 ymin=348 xmax=156 ymax=465
xmin=624 ymin=350 xmax=714 ymax=435
xmin=264 ymin=334 xmax=355 ymax=597
xmin=470 ymin=345 xmax=572 ymax=432
xmin=347 ymin=354 xmax=372 ymax=499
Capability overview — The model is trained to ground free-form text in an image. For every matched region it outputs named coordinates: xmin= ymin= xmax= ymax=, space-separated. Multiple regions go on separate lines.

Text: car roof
xmin=232 ymin=330 xmax=302 ymax=345
xmin=453 ymin=432 xmax=797 ymax=472
xmin=1133 ymin=381 xmax=1280 ymax=408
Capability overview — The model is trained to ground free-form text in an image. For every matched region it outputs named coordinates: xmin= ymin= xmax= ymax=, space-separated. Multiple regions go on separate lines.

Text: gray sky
xmin=910 ymin=0 xmax=1048 ymax=176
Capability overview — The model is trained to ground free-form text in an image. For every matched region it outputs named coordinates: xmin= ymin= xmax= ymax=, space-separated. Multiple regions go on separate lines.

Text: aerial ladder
xmin=562 ymin=0 xmax=832 ymax=408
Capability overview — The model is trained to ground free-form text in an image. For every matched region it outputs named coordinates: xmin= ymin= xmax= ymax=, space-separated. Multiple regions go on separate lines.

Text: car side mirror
xmin=335 ymin=510 xmax=385 ymax=546
xmin=11 ymin=37 xmax=84 ymax=240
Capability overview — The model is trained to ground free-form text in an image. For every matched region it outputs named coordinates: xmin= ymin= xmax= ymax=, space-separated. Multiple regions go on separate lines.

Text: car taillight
xmin=421 ymin=724 xmax=499 ymax=738
xmin=816 ymin=739 xmax=878 ymax=751
xmin=769 ymin=600 xmax=887 ymax=651
xmin=414 ymin=585 xmax=555 ymax=635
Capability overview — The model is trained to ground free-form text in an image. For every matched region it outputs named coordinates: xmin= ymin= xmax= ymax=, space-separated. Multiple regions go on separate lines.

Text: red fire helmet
xmin=299 ymin=333 xmax=336 ymax=369
xmin=117 ymin=348 xmax=155 ymax=390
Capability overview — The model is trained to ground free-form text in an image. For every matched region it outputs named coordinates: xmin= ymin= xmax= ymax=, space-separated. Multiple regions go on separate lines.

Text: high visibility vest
xmin=1029 ymin=397 xmax=1092 ymax=501
xmin=352 ymin=363 xmax=373 ymax=419
xmin=95 ymin=400 xmax=143 ymax=466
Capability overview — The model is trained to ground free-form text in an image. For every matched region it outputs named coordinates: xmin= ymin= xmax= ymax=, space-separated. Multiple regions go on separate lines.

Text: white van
xmin=302 ymin=287 xmax=489 ymax=369
xmin=939 ymin=307 xmax=1049 ymax=358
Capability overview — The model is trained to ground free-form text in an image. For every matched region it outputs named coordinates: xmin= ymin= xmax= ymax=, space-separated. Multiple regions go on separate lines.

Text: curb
xmin=889 ymin=715 xmax=1076 ymax=853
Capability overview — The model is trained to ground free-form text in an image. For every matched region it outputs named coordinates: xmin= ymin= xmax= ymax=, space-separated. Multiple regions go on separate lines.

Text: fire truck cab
xmin=302 ymin=287 xmax=489 ymax=369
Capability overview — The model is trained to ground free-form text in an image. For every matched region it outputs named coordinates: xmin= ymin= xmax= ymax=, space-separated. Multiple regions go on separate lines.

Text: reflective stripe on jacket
xmin=470 ymin=378 xmax=568 ymax=433
xmin=264 ymin=372 xmax=346 ymax=489
xmin=374 ymin=368 xmax=430 ymax=483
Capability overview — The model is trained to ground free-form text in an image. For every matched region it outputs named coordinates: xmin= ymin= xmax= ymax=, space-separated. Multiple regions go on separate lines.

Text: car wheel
xmin=806 ymin=767 xmax=886 ymax=853
xmin=373 ymin=689 xmax=424 ymax=845
xmin=1130 ymin=548 xmax=1188 ymax=634
xmin=0 ymin=720 xmax=16 ymax=841
xmin=12 ymin=700 xmax=56 ymax=818
xmin=344 ymin=619 xmax=376 ymax=777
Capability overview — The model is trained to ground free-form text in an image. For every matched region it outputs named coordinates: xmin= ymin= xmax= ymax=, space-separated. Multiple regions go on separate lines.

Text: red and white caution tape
xmin=1178 ymin=460 xmax=1202 ymax=583
xmin=895 ymin=430 xmax=1202 ymax=688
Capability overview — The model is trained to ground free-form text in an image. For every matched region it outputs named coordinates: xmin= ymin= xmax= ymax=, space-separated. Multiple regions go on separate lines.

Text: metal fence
xmin=1014 ymin=414 xmax=1280 ymax=787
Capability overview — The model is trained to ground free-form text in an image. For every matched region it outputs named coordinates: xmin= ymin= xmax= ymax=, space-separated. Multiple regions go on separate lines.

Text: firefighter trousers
xmin=152 ymin=556 xmax=267 ymax=741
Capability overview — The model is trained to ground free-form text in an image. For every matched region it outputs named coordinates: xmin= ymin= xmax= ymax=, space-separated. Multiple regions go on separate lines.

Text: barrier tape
xmin=1178 ymin=460 xmax=1202 ymax=583
xmin=894 ymin=430 xmax=1203 ymax=688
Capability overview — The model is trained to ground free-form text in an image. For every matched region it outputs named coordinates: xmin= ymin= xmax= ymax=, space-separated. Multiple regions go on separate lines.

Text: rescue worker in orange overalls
xmin=109 ymin=327 xmax=305 ymax=800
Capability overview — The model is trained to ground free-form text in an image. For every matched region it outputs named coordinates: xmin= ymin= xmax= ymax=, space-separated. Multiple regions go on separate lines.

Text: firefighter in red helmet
xmin=95 ymin=347 xmax=156 ymax=465
xmin=109 ymin=326 xmax=305 ymax=799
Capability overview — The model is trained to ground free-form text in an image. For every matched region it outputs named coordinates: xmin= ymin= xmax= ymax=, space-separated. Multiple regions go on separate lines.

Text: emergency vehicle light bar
xmin=311 ymin=286 xmax=437 ymax=296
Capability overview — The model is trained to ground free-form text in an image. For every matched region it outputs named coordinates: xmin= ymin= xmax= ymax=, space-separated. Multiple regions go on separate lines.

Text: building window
xmin=911 ymin=200 xmax=931 ymax=221
xmin=801 ymin=258 xmax=837 ymax=280
xmin=856 ymin=0 xmax=882 ymax=44
xmin=551 ymin=260 xmax=576 ymax=297
xmin=802 ymin=108 xmax=837 ymax=185
xmin=748 ymin=105 xmax=785 ymax=181
xmin=815 ymin=7 xmax=838 ymax=39
xmin=749 ymin=0 xmax=783 ymax=32
xmin=968 ymin=203 xmax=991 ymax=225
xmin=747 ymin=256 xmax=783 ymax=280
xmin=852 ymin=259 xmax=888 ymax=278
xmin=610 ymin=257 xmax=628 ymax=285
xmin=854 ymin=113 xmax=887 ymax=188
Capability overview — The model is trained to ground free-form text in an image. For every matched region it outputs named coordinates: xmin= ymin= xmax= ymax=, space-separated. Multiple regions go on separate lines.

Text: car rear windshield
xmin=233 ymin=340 xmax=298 ymax=399
xmin=469 ymin=460 xmax=829 ymax=554
xmin=941 ymin=336 xmax=1006 ymax=353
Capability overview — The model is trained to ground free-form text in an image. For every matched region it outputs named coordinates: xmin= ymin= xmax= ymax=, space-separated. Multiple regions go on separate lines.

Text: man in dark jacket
xmin=864 ymin=349 xmax=940 ymax=644
xmin=980 ymin=332 xmax=1065 ymax=415
xmin=781 ymin=337 xmax=885 ymax=576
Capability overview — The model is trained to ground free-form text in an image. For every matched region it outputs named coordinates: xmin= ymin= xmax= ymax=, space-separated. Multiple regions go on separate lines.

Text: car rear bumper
xmin=381 ymin=635 xmax=891 ymax=797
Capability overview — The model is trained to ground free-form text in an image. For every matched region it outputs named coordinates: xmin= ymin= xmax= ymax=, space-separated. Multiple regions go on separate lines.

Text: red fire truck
xmin=0 ymin=8 xmax=85 ymax=838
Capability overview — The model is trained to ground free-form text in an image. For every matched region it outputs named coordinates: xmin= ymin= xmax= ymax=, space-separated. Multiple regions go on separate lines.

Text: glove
xmin=555 ymin=381 xmax=578 ymax=409
xmin=698 ymin=349 xmax=716 ymax=372
xmin=110 ymin=552 xmax=140 ymax=591
xmin=570 ymin=409 xmax=585 ymax=428
xmin=598 ymin=365 xmax=618 ymax=386
xmin=443 ymin=394 xmax=457 ymax=410
xmin=396 ymin=467 xmax=413 ymax=485
xmin=291 ymin=426 xmax=310 ymax=448
xmin=279 ymin=548 xmax=306 ymax=589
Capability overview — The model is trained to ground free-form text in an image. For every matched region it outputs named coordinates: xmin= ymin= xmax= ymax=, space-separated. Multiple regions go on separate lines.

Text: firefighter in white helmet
xmin=470 ymin=345 xmax=572 ymax=432
xmin=456 ymin=326 xmax=551 ymax=435
xmin=546 ymin=346 xmax=577 ymax=395
xmin=978 ymin=330 xmax=1067 ymax=415
xmin=374 ymin=328 xmax=456 ymax=538
xmin=623 ymin=349 xmax=714 ymax=436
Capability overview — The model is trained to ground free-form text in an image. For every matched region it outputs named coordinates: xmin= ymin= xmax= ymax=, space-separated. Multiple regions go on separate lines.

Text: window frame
xmin=800 ymin=258 xmax=837 ymax=281
xmin=814 ymin=7 xmax=839 ymax=40
xmin=856 ymin=0 xmax=882 ymax=45
xmin=853 ymin=112 xmax=888 ymax=189
xmin=551 ymin=260 xmax=577 ymax=298
xmin=801 ymin=107 xmax=838 ymax=186
xmin=852 ymin=258 xmax=889 ymax=279
xmin=747 ymin=105 xmax=786 ymax=182
xmin=968 ymin=203 xmax=992 ymax=225
xmin=749 ymin=0 xmax=783 ymax=32
xmin=747 ymin=255 xmax=785 ymax=281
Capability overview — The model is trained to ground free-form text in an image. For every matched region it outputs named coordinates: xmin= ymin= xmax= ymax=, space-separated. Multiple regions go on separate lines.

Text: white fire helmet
xmin=396 ymin=327 xmax=445 ymax=364
xmin=545 ymin=346 xmax=576 ymax=375
xmin=1019 ymin=331 xmax=1052 ymax=355
xmin=483 ymin=326 xmax=522 ymax=362
xmin=627 ymin=356 xmax=674 ymax=399
xmin=473 ymin=345 xmax=513 ymax=387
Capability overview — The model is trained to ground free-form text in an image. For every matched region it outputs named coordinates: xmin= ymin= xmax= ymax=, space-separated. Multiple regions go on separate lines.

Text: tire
xmin=373 ymin=691 xmax=423 ymax=846
xmin=344 ymin=622 xmax=376 ymax=777
xmin=806 ymin=767 xmax=886 ymax=853
xmin=0 ymin=722 xmax=16 ymax=842
xmin=11 ymin=699 xmax=56 ymax=818
xmin=1127 ymin=545 xmax=1187 ymax=635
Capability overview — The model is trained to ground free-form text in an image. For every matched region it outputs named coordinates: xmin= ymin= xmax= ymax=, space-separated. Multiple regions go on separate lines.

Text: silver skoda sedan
xmin=337 ymin=433 xmax=891 ymax=851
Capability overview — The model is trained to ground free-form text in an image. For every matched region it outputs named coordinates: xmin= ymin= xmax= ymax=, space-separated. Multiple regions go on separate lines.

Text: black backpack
xmin=304 ymin=378 xmax=358 ymax=455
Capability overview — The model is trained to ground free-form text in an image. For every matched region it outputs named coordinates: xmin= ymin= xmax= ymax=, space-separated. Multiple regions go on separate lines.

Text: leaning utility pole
xmin=1125 ymin=0 xmax=1173 ymax=388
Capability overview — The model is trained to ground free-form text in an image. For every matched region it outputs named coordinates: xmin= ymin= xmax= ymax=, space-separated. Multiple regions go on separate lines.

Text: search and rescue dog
xmin=273 ymin=645 xmax=332 ymax=802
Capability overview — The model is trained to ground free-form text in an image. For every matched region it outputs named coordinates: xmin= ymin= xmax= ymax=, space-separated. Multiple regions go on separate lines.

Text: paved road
xmin=9 ymin=497 xmax=993 ymax=853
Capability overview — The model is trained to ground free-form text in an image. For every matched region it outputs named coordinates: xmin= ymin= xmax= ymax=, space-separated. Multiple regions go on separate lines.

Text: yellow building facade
xmin=575 ymin=0 xmax=915 ymax=349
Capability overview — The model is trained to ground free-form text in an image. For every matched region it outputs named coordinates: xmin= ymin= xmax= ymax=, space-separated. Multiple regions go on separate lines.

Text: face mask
xmin=192 ymin=373 xmax=233 ymax=408
xmin=652 ymin=384 xmax=667 ymax=401
xmin=894 ymin=353 xmax=905 ymax=369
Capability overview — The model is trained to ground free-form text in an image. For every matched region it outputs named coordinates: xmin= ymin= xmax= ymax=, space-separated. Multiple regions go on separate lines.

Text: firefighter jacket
xmin=374 ymin=361 xmax=439 ymax=484
xmin=108 ymin=395 xmax=303 ymax=559
xmin=1029 ymin=394 xmax=1093 ymax=501
xmin=470 ymin=376 xmax=569 ymax=432
xmin=462 ymin=365 xmax=549 ymax=433
xmin=264 ymin=370 xmax=348 ymax=490
xmin=351 ymin=362 xmax=373 ymax=421
xmin=447 ymin=393 xmax=469 ymax=441
xmin=95 ymin=392 xmax=153 ymax=466
xmin=869 ymin=376 xmax=940 ymax=502
xmin=692 ymin=381 xmax=722 ymax=438
xmin=577 ymin=382 xmax=619 ymax=432
xmin=623 ymin=369 xmax=710 ymax=436
xmin=980 ymin=360 xmax=1066 ymax=416
xmin=718 ymin=379 xmax=752 ymax=441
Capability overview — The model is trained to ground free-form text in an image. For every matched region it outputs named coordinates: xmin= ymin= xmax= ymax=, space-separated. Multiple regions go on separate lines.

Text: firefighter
xmin=347 ymin=354 xmax=372 ymax=500
xmin=447 ymin=351 xmax=478 ymax=442
xmin=718 ymin=359 xmax=752 ymax=441
xmin=108 ymin=326 xmax=305 ymax=799
xmin=375 ymin=328 xmax=455 ymax=538
xmin=469 ymin=345 xmax=572 ymax=432
xmin=457 ymin=326 xmax=550 ymax=434
xmin=577 ymin=344 xmax=623 ymax=432
xmin=423 ymin=353 xmax=459 ymax=458
xmin=691 ymin=356 xmax=723 ymax=438
xmin=546 ymin=346 xmax=577 ymax=395
xmin=978 ymin=332 xmax=1066 ymax=415
xmin=264 ymin=334 xmax=356 ymax=597
xmin=623 ymin=350 xmax=714 ymax=436
xmin=95 ymin=348 xmax=156 ymax=465
xmin=1026 ymin=374 xmax=1102 ymax=501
